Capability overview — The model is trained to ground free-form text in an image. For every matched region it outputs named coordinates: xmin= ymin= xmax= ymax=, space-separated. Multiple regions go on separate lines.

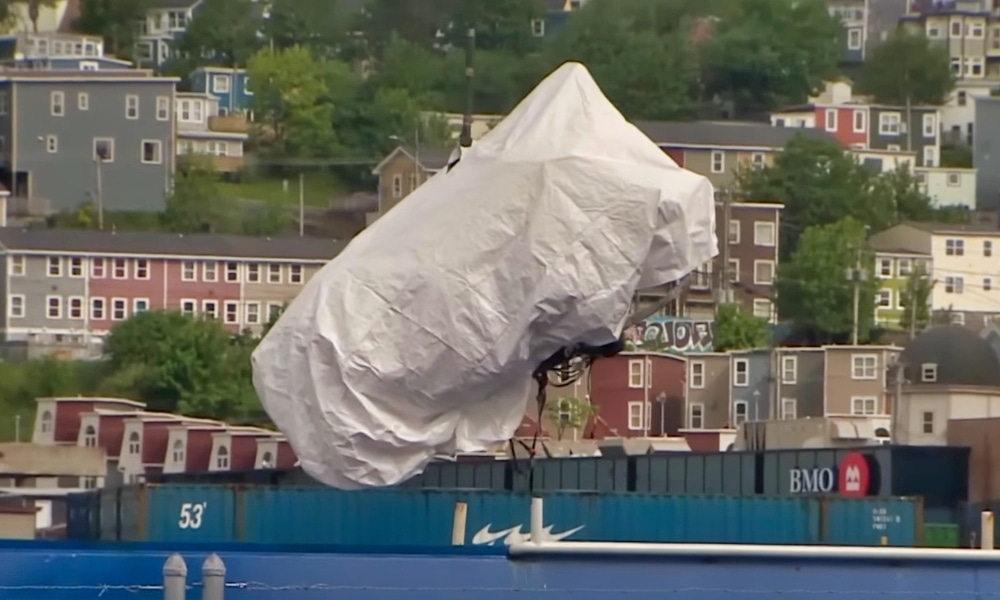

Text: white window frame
xmin=879 ymin=112 xmax=901 ymax=135
xmin=90 ymin=297 xmax=105 ymax=320
xmin=47 ymin=256 xmax=61 ymax=277
xmin=945 ymin=276 xmax=965 ymax=294
xmin=733 ymin=400 xmax=749 ymax=426
xmin=245 ymin=301 xmax=261 ymax=324
xmin=156 ymin=96 xmax=170 ymax=121
xmin=689 ymin=361 xmax=705 ymax=389
xmin=391 ymin=174 xmax=403 ymax=198
xmin=134 ymin=259 xmax=150 ymax=280
xmin=753 ymin=298 xmax=772 ymax=321
xmin=111 ymin=258 xmax=127 ymax=280
xmin=77 ymin=91 xmax=89 ymax=111
xmin=9 ymin=255 xmax=23 ymax=276
xmin=225 ymin=262 xmax=240 ymax=282
xmin=8 ymin=294 xmax=24 ymax=318
xmin=267 ymin=263 xmax=282 ymax=284
xmin=948 ymin=172 xmax=961 ymax=187
xmin=877 ymin=289 xmax=892 ymax=308
xmin=627 ymin=401 xmax=644 ymax=431
xmin=733 ymin=358 xmax=749 ymax=387
xmin=825 ymin=108 xmax=838 ymax=132
xmin=531 ymin=18 xmax=545 ymax=37
xmin=922 ymin=363 xmax=938 ymax=383
xmin=851 ymin=396 xmax=878 ymax=415
xmin=688 ymin=402 xmax=704 ymax=429
xmin=781 ymin=398 xmax=797 ymax=420
xmin=202 ymin=299 xmax=219 ymax=320
xmin=224 ymin=301 xmax=240 ymax=324
xmin=289 ymin=265 xmax=303 ymax=284
xmin=45 ymin=135 xmax=58 ymax=153
xmin=729 ymin=258 xmax=740 ymax=282
xmin=246 ymin=263 xmax=260 ymax=283
xmin=125 ymin=94 xmax=139 ymax=119
xmin=945 ymin=238 xmax=965 ymax=256
xmin=93 ymin=137 xmax=114 ymax=162
xmin=750 ymin=152 xmax=765 ymax=168
xmin=90 ymin=258 xmax=105 ymax=278
xmin=628 ymin=359 xmax=644 ymax=389
xmin=141 ymin=139 xmax=163 ymax=164
xmin=213 ymin=74 xmax=230 ymax=94
xmin=851 ymin=354 xmax=879 ymax=380
xmin=753 ymin=259 xmax=775 ymax=285
xmin=754 ymin=221 xmax=776 ymax=247
xmin=181 ymin=260 xmax=197 ymax=281
xmin=922 ymin=113 xmax=937 ymax=137
xmin=878 ymin=258 xmax=893 ymax=277
xmin=68 ymin=257 xmax=84 ymax=278
xmin=847 ymin=28 xmax=863 ymax=50
xmin=853 ymin=109 xmax=866 ymax=133
xmin=202 ymin=261 xmax=218 ymax=282
xmin=111 ymin=297 xmax=127 ymax=321
xmin=180 ymin=299 xmax=197 ymax=317
xmin=45 ymin=294 xmax=62 ymax=319
xmin=50 ymin=91 xmax=64 ymax=116
xmin=781 ymin=356 xmax=797 ymax=384
xmin=710 ymin=151 xmax=725 ymax=174
xmin=728 ymin=219 xmax=741 ymax=244
xmin=133 ymin=298 xmax=149 ymax=314
xmin=898 ymin=258 xmax=912 ymax=276
xmin=68 ymin=296 xmax=84 ymax=319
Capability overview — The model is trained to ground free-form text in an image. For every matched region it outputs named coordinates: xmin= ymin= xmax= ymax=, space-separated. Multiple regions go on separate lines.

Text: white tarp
xmin=251 ymin=62 xmax=718 ymax=489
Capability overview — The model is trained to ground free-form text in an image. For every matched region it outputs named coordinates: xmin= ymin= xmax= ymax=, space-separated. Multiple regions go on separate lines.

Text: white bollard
xmin=982 ymin=511 xmax=995 ymax=550
xmin=163 ymin=553 xmax=187 ymax=600
xmin=201 ymin=553 xmax=226 ymax=600
xmin=452 ymin=502 xmax=468 ymax=545
xmin=530 ymin=497 xmax=544 ymax=545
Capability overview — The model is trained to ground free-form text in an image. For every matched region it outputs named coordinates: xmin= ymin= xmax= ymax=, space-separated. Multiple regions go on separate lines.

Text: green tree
xmin=444 ymin=0 xmax=546 ymax=54
xmin=262 ymin=0 xmax=349 ymax=56
xmin=857 ymin=29 xmax=953 ymax=106
xmin=162 ymin=156 xmax=238 ymax=233
xmin=545 ymin=396 xmax=598 ymax=441
xmin=174 ymin=0 xmax=263 ymax=70
xmin=777 ymin=218 xmax=878 ymax=343
xmin=359 ymin=0 xmax=455 ymax=56
xmin=247 ymin=45 xmax=344 ymax=157
xmin=714 ymin=303 xmax=769 ymax=351
xmin=899 ymin=271 xmax=935 ymax=335
xmin=73 ymin=0 xmax=149 ymax=60
xmin=10 ymin=0 xmax=57 ymax=33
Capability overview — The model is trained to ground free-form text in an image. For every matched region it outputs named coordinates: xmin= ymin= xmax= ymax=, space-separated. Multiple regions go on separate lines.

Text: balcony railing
xmin=208 ymin=115 xmax=249 ymax=134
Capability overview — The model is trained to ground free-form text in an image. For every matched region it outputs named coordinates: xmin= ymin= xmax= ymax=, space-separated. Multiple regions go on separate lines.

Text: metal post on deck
xmin=202 ymin=553 xmax=226 ymax=600
xmin=982 ymin=511 xmax=995 ymax=550
xmin=452 ymin=502 xmax=468 ymax=545
xmin=163 ymin=553 xmax=187 ymax=600
xmin=531 ymin=497 xmax=544 ymax=545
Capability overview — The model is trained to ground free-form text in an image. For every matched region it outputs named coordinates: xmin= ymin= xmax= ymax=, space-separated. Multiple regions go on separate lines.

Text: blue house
xmin=0 ymin=33 xmax=133 ymax=71
xmin=136 ymin=0 xmax=203 ymax=69
xmin=190 ymin=67 xmax=253 ymax=116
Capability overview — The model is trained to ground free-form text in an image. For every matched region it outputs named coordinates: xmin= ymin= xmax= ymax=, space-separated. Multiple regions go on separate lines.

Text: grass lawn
xmin=217 ymin=173 xmax=346 ymax=208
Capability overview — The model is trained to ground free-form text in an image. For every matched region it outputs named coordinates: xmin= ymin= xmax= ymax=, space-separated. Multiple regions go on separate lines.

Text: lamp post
xmin=389 ymin=122 xmax=421 ymax=188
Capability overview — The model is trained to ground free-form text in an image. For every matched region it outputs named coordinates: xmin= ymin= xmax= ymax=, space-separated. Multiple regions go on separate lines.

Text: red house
xmin=33 ymin=397 xmax=145 ymax=446
xmin=254 ymin=437 xmax=297 ymax=469
xmin=209 ymin=429 xmax=279 ymax=472
xmin=589 ymin=352 xmax=687 ymax=438
xmin=162 ymin=422 xmax=229 ymax=474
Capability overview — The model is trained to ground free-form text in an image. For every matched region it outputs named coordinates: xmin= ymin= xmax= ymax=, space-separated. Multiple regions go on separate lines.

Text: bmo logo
xmin=788 ymin=452 xmax=875 ymax=496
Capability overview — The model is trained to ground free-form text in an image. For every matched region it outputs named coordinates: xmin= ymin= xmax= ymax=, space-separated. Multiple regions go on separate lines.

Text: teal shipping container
xmin=99 ymin=484 xmax=238 ymax=543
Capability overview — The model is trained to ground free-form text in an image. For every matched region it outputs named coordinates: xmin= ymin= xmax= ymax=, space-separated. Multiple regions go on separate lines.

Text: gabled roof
xmin=634 ymin=120 xmax=840 ymax=149
xmin=901 ymin=221 xmax=1000 ymax=235
xmin=371 ymin=145 xmax=455 ymax=175
xmin=0 ymin=227 xmax=345 ymax=261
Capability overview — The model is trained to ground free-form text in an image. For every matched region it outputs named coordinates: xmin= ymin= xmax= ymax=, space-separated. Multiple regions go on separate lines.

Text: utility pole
xmin=298 ymin=172 xmax=304 ymax=237
xmin=716 ymin=189 xmax=733 ymax=305
xmin=892 ymin=358 xmax=906 ymax=444
xmin=458 ymin=28 xmax=475 ymax=149
xmin=847 ymin=229 xmax=870 ymax=345
xmin=95 ymin=157 xmax=104 ymax=230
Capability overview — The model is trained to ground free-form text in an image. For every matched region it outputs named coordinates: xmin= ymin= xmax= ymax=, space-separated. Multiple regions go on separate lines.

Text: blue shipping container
xmin=824 ymin=498 xmax=921 ymax=547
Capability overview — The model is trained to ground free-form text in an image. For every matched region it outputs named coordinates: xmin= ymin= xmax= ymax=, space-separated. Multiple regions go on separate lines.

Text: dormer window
xmin=128 ymin=431 xmax=140 ymax=455
xmin=921 ymin=363 xmax=938 ymax=383
xmin=261 ymin=451 xmax=274 ymax=468
xmin=40 ymin=410 xmax=53 ymax=433
xmin=216 ymin=446 xmax=229 ymax=469
xmin=172 ymin=439 xmax=185 ymax=464
xmin=83 ymin=425 xmax=97 ymax=447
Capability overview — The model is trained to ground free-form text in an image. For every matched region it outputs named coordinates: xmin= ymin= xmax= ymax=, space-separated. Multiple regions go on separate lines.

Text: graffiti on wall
xmin=624 ymin=317 xmax=715 ymax=354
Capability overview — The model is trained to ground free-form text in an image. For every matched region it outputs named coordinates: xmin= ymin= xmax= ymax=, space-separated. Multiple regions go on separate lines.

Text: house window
xmin=202 ymin=300 xmax=219 ymax=320
xmin=951 ymin=312 xmax=966 ymax=326
xmin=971 ymin=22 xmax=985 ymax=38
xmin=289 ymin=265 xmax=303 ymax=284
xmin=246 ymin=263 xmax=260 ymax=283
xmin=90 ymin=297 xmax=105 ymax=320
xmin=753 ymin=260 xmax=775 ymax=285
xmin=180 ymin=299 xmax=196 ymax=316
xmin=923 ymin=146 xmax=936 ymax=167
xmin=45 ymin=135 xmax=58 ymax=153
xmin=628 ymin=402 xmax=644 ymax=431
xmin=172 ymin=440 xmax=184 ymax=464
xmin=690 ymin=361 xmax=705 ymax=389
xmin=78 ymin=92 xmax=89 ymax=111
xmin=710 ymin=151 xmax=725 ymax=173
xmin=985 ymin=241 xmax=993 ymax=257
xmin=45 ymin=295 xmax=62 ymax=319
xmin=951 ymin=20 xmax=962 ymax=36
xmin=50 ymin=91 xmax=64 ymax=116
xmin=966 ymin=57 xmax=985 ymax=77
xmin=224 ymin=301 xmax=239 ymax=324
xmin=877 ymin=289 xmax=892 ymax=307
xmin=216 ymin=446 xmax=230 ymax=469
xmin=753 ymin=298 xmax=772 ymax=320
xmin=94 ymin=138 xmax=114 ymax=162
xmin=8 ymin=294 xmax=24 ymax=318
xmin=851 ymin=354 xmax=878 ymax=380
xmin=125 ymin=94 xmax=139 ymax=119
xmin=225 ymin=262 xmax=240 ymax=282
xmin=245 ymin=302 xmax=261 ymax=324
xmin=628 ymin=359 xmax=644 ymax=388
xmin=751 ymin=152 xmax=765 ymax=168
xmin=733 ymin=358 xmax=749 ymax=386
xmin=781 ymin=356 xmax=797 ymax=384
xmin=391 ymin=174 xmax=403 ymax=198
xmin=985 ymin=277 xmax=993 ymax=292
xmin=754 ymin=222 xmax=776 ymax=247
xmin=729 ymin=259 xmax=740 ymax=282
xmin=825 ymin=108 xmax=838 ymax=131
xmin=141 ymin=140 xmax=162 ymax=164
xmin=181 ymin=260 xmax=196 ymax=281
xmin=852 ymin=397 xmax=877 ymax=415
xmin=922 ymin=113 xmax=936 ymax=137
xmin=727 ymin=220 xmax=741 ymax=244
xmin=922 ymin=411 xmax=935 ymax=434
xmin=689 ymin=403 xmax=704 ymax=429
xmin=781 ymin=398 xmax=797 ymax=420
xmin=112 ymin=258 xmax=127 ymax=279
xmin=9 ymin=255 xmax=23 ymax=276
xmin=40 ymin=411 xmax=52 ymax=433
xmin=941 ymin=172 xmax=960 ymax=188
xmin=733 ymin=401 xmax=749 ymax=426
xmin=847 ymin=28 xmax=862 ymax=49
xmin=879 ymin=112 xmax=901 ymax=135
xmin=127 ymin=432 xmax=140 ymax=455
xmin=134 ymin=259 xmax=149 ymax=279
xmin=945 ymin=239 xmax=965 ymax=256
xmin=898 ymin=259 xmax=912 ymax=276
xmin=68 ymin=296 xmax=83 ymax=319
xmin=879 ymin=258 xmax=893 ymax=277
xmin=111 ymin=298 xmax=127 ymax=321
xmin=853 ymin=109 xmax=866 ymax=133
xmin=945 ymin=276 xmax=965 ymax=294
xmin=213 ymin=74 xmax=230 ymax=94
xmin=203 ymin=261 xmax=218 ymax=282
xmin=531 ymin=18 xmax=545 ymax=37
xmin=156 ymin=96 xmax=170 ymax=121
xmin=268 ymin=302 xmax=284 ymax=322
xmin=267 ymin=264 xmax=282 ymax=284
xmin=958 ymin=91 xmax=967 ymax=106
xmin=921 ymin=363 xmax=938 ymax=383
xmin=68 ymin=257 xmax=84 ymax=277
xmin=83 ymin=425 xmax=97 ymax=447
xmin=47 ymin=256 xmax=61 ymax=277
xmin=91 ymin=258 xmax=105 ymax=278
xmin=168 ymin=9 xmax=186 ymax=29
xmin=133 ymin=298 xmax=149 ymax=313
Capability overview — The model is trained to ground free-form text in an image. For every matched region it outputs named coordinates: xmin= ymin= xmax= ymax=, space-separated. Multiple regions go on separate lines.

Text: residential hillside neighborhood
xmin=4 ymin=0 xmax=1000 ymax=530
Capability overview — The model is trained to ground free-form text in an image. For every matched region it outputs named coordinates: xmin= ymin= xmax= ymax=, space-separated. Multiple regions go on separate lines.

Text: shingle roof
xmin=902 ymin=221 xmax=999 ymax=235
xmin=0 ymin=227 xmax=345 ymax=261
xmin=634 ymin=120 xmax=841 ymax=149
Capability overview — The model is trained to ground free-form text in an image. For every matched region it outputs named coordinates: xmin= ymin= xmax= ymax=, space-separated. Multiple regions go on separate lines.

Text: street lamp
xmin=389 ymin=122 xmax=421 ymax=186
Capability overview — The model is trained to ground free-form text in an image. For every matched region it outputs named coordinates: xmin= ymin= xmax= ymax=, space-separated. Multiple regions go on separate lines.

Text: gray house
xmin=974 ymin=96 xmax=1000 ymax=209
xmin=867 ymin=104 xmax=942 ymax=167
xmin=729 ymin=349 xmax=772 ymax=426
xmin=773 ymin=347 xmax=826 ymax=419
xmin=0 ymin=70 xmax=178 ymax=213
